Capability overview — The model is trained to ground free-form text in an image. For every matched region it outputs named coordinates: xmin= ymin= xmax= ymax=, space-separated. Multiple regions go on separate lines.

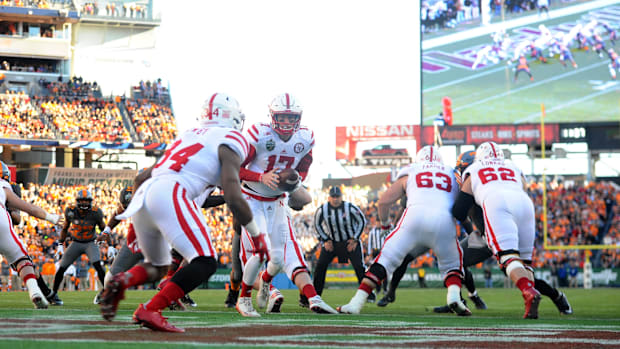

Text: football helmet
xmin=415 ymin=145 xmax=443 ymax=164
xmin=200 ymin=93 xmax=245 ymax=131
xmin=269 ymin=93 xmax=302 ymax=137
xmin=455 ymin=150 xmax=476 ymax=174
xmin=1 ymin=161 xmax=10 ymax=182
xmin=76 ymin=189 xmax=93 ymax=211
xmin=120 ymin=186 xmax=133 ymax=209
xmin=475 ymin=141 xmax=505 ymax=162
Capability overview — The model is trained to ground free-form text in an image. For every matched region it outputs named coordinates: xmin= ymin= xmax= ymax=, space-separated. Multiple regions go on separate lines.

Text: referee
xmin=312 ymin=186 xmax=367 ymax=297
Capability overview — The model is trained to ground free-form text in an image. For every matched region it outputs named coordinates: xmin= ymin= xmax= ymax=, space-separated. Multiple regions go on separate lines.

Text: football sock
xmin=240 ymin=282 xmax=253 ymax=298
xmin=261 ymin=270 xmax=274 ymax=284
xmin=302 ymin=284 xmax=318 ymax=299
xmin=534 ymin=278 xmax=559 ymax=300
xmin=516 ymin=277 xmax=534 ymax=293
xmin=359 ymin=282 xmax=374 ymax=295
xmin=124 ymin=266 xmax=148 ymax=288
xmin=36 ymin=275 xmax=51 ymax=296
xmin=52 ymin=267 xmax=66 ymax=293
xmin=146 ymin=281 xmax=184 ymax=312
xmin=464 ymin=268 xmax=476 ymax=294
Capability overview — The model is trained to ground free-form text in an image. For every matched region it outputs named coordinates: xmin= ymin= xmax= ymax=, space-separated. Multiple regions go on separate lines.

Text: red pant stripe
xmin=172 ymin=183 xmax=204 ymax=256
xmin=287 ymin=216 xmax=306 ymax=269
xmin=181 ymin=188 xmax=215 ymax=257
xmin=6 ymin=210 xmax=28 ymax=257
xmin=482 ymin=203 xmax=501 ymax=253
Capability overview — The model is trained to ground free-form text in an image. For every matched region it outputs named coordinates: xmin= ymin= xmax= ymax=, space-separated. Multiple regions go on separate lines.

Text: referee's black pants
xmin=313 ymin=241 xmax=365 ymax=295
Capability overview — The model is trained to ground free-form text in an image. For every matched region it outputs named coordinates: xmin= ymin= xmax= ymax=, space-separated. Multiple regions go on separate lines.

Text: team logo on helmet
xmin=475 ymin=141 xmax=505 ymax=162
xmin=294 ymin=143 xmax=304 ymax=154
xmin=266 ymin=139 xmax=275 ymax=151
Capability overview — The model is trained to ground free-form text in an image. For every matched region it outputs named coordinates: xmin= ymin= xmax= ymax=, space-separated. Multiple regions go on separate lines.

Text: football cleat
xmin=133 ymin=304 xmax=184 ymax=333
xmin=225 ymin=289 xmax=239 ymax=308
xmin=46 ymin=291 xmax=63 ymax=306
xmin=180 ymin=294 xmax=197 ymax=308
xmin=433 ymin=305 xmax=452 ymax=313
xmin=236 ymin=296 xmax=260 ymax=317
xmin=469 ymin=294 xmax=488 ymax=310
xmin=30 ymin=290 xmax=49 ymax=309
xmin=377 ymin=293 xmax=395 ymax=307
xmin=100 ymin=273 xmax=126 ymax=321
xmin=299 ymin=294 xmax=309 ymax=308
xmin=266 ymin=289 xmax=284 ymax=313
xmin=553 ymin=292 xmax=573 ymax=315
xmin=522 ymin=287 xmax=541 ymax=319
xmin=157 ymin=277 xmax=169 ymax=291
xmin=367 ymin=292 xmax=376 ymax=303
xmin=309 ymin=295 xmax=338 ymax=314
xmin=93 ymin=291 xmax=103 ymax=305
xmin=168 ymin=299 xmax=186 ymax=311
xmin=337 ymin=302 xmax=361 ymax=315
xmin=256 ymin=273 xmax=270 ymax=309
xmin=449 ymin=300 xmax=472 ymax=316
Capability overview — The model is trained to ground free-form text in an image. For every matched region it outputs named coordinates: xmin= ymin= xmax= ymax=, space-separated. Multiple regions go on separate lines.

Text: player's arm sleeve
xmin=350 ymin=203 xmax=366 ymax=240
xmin=239 ymin=145 xmax=261 ymax=182
xmin=202 ymin=195 xmax=226 ymax=208
xmin=313 ymin=206 xmax=330 ymax=241
xmin=452 ymin=191 xmax=475 ymax=222
xmin=295 ymin=150 xmax=313 ymax=181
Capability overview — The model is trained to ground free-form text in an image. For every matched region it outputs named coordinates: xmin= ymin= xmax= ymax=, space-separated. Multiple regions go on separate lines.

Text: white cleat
xmin=93 ymin=291 xmax=102 ymax=305
xmin=449 ymin=300 xmax=472 ymax=316
xmin=30 ymin=291 xmax=49 ymax=309
xmin=266 ymin=289 xmax=284 ymax=313
xmin=256 ymin=274 xmax=270 ymax=309
xmin=336 ymin=302 xmax=361 ymax=315
xmin=236 ymin=296 xmax=261 ymax=317
xmin=309 ymin=295 xmax=338 ymax=314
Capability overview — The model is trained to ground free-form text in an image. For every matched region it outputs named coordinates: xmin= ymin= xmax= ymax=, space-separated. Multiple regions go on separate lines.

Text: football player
xmin=338 ymin=146 xmax=471 ymax=316
xmin=452 ymin=142 xmax=540 ymax=319
xmin=48 ymin=188 xmax=106 ymax=305
xmin=608 ymin=49 xmax=620 ymax=79
xmin=99 ymin=93 xmax=268 ymax=332
xmin=514 ymin=55 xmax=534 ymax=83
xmin=559 ymin=44 xmax=578 ymax=69
xmin=0 ymin=161 xmax=64 ymax=308
xmin=236 ymin=93 xmax=337 ymax=316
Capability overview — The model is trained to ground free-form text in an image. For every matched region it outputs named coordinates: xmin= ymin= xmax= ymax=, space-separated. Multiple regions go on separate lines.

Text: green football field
xmin=422 ymin=6 xmax=620 ymax=125
xmin=0 ymin=288 xmax=618 ymax=348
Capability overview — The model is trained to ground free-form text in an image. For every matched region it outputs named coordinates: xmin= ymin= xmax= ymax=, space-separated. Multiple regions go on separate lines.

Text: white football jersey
xmin=464 ymin=160 xmax=524 ymax=206
xmin=401 ymin=161 xmax=458 ymax=212
xmin=151 ymin=127 xmax=249 ymax=200
xmin=0 ymin=179 xmax=11 ymax=207
xmin=242 ymin=123 xmax=314 ymax=198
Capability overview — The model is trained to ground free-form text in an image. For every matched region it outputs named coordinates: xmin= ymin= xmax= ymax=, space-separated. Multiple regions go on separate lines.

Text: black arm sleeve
xmin=202 ymin=195 xmax=226 ymax=209
xmin=460 ymin=218 xmax=473 ymax=234
xmin=452 ymin=191 xmax=475 ymax=222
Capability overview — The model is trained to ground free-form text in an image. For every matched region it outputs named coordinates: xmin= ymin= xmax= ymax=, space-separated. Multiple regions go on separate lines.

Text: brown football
xmin=277 ymin=168 xmax=300 ymax=192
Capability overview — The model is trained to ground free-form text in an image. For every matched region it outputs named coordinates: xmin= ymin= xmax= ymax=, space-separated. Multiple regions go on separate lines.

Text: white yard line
xmin=422 ymin=0 xmax=620 ymax=50
xmin=423 ymin=60 xmax=607 ymax=121
xmin=514 ymin=84 xmax=620 ymax=123
xmin=423 ymin=64 xmax=510 ymax=93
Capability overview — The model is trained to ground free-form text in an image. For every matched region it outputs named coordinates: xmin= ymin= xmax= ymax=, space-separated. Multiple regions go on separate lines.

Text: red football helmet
xmin=269 ymin=93 xmax=302 ymax=136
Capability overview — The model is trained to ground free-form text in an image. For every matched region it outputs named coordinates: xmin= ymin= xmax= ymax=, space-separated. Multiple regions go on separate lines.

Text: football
xmin=277 ymin=168 xmax=300 ymax=192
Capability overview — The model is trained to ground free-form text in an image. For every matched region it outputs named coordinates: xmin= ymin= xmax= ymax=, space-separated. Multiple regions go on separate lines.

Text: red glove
xmin=250 ymin=233 xmax=269 ymax=261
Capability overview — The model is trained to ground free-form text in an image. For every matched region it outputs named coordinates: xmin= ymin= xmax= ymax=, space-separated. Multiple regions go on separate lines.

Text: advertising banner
xmin=44 ymin=168 xmax=138 ymax=187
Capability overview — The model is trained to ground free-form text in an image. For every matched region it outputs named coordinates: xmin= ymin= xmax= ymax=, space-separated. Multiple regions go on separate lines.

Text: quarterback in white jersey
xmin=236 ymin=93 xmax=337 ymax=317
xmin=339 ymin=146 xmax=470 ymax=316
xmin=99 ymin=93 xmax=269 ymax=332
xmin=0 ymin=161 xmax=63 ymax=309
xmin=452 ymin=141 xmax=540 ymax=319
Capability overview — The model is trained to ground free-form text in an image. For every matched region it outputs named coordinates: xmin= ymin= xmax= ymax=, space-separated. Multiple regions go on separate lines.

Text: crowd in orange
xmin=1 ymin=180 xmax=617 ymax=291
xmin=0 ymin=0 xmax=51 ymax=8
xmin=125 ymin=98 xmax=177 ymax=144
xmin=0 ymin=91 xmax=56 ymax=139
xmin=36 ymin=96 xmax=131 ymax=142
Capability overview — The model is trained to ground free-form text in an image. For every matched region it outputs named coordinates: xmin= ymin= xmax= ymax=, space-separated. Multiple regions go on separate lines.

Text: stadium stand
xmin=4 ymin=180 xmax=614 ymax=292
xmin=0 ymin=91 xmax=56 ymax=139
xmin=124 ymin=98 xmax=177 ymax=144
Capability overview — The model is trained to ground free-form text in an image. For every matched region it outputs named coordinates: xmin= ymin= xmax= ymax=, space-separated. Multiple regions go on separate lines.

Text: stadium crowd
xmin=125 ymin=98 xmax=177 ymax=144
xmin=0 ymin=91 xmax=56 ymax=139
xmin=2 ymin=178 xmax=616 ymax=292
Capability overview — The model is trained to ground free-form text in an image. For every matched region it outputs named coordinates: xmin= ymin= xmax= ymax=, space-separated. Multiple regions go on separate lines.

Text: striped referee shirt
xmin=367 ymin=227 xmax=385 ymax=255
xmin=314 ymin=201 xmax=366 ymax=242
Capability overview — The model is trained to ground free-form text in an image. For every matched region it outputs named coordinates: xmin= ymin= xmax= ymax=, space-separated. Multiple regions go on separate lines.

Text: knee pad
xmin=443 ymin=269 xmax=464 ymax=287
xmin=170 ymin=248 xmax=183 ymax=266
xmin=498 ymin=250 xmax=521 ymax=275
xmin=364 ymin=263 xmax=387 ymax=285
xmin=11 ymin=256 xmax=34 ymax=274
xmin=291 ymin=266 xmax=309 ymax=283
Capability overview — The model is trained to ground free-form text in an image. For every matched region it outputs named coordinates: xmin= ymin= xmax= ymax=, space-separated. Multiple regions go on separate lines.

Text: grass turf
xmin=0 ymin=287 xmax=618 ymax=348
